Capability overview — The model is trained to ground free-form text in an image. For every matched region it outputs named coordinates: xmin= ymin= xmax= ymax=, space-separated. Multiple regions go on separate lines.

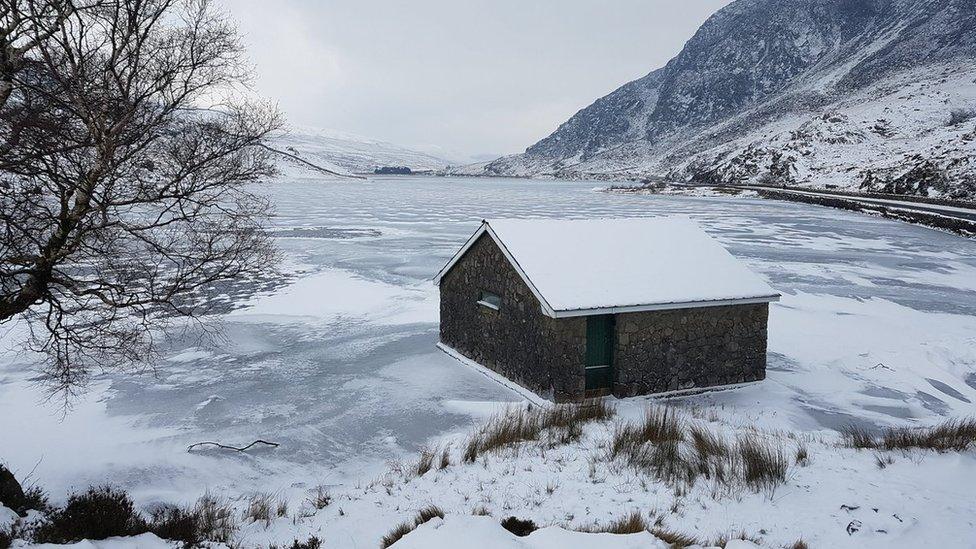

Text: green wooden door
xmin=585 ymin=315 xmax=614 ymax=394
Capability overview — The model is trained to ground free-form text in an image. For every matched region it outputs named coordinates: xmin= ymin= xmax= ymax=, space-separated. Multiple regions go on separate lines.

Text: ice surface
xmin=0 ymin=175 xmax=974 ymax=546
xmin=472 ymin=217 xmax=779 ymax=313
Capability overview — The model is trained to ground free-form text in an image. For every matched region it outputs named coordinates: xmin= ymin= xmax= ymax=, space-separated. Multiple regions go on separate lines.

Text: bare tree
xmin=0 ymin=0 xmax=282 ymax=397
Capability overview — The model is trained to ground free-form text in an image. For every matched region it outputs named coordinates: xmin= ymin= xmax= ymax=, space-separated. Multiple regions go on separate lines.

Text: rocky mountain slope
xmin=475 ymin=0 xmax=976 ymax=198
xmin=272 ymin=126 xmax=451 ymax=177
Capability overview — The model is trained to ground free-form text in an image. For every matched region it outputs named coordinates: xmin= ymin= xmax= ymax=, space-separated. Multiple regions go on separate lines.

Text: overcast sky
xmin=218 ymin=1 xmax=732 ymax=160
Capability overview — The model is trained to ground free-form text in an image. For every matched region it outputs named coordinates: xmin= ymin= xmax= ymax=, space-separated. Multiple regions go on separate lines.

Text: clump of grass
xmin=194 ymin=493 xmax=236 ymax=544
xmin=841 ymin=424 xmax=877 ymax=449
xmin=648 ymin=527 xmax=702 ymax=547
xmin=380 ymin=522 xmax=414 ymax=549
xmin=737 ymin=435 xmax=788 ymax=492
xmin=608 ymin=406 xmax=790 ymax=493
xmin=794 ymin=443 xmax=810 ymax=466
xmin=463 ymin=401 xmax=615 ymax=463
xmin=307 ymin=486 xmax=331 ymax=510
xmin=379 ymin=505 xmax=445 ymax=548
xmin=415 ymin=446 xmax=437 ymax=477
xmin=471 ymin=506 xmax=490 ymax=516
xmin=438 ymin=445 xmax=451 ymax=470
xmin=243 ymin=493 xmax=287 ymax=527
xmin=414 ymin=505 xmax=445 ymax=525
xmin=578 ymin=510 xmax=649 ymax=535
xmin=790 ymin=539 xmax=810 ymax=549
xmin=500 ymin=516 xmax=538 ymax=537
xmin=843 ymin=418 xmax=976 ymax=452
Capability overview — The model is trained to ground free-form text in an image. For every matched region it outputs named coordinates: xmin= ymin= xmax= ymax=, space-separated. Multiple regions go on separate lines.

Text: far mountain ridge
xmin=469 ymin=0 xmax=976 ymax=199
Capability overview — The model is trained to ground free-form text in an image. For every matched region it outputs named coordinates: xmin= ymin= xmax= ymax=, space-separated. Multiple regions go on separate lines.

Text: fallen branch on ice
xmin=187 ymin=440 xmax=280 ymax=452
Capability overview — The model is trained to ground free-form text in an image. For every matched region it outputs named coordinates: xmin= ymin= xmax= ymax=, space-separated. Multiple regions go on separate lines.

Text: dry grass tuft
xmin=737 ymin=435 xmax=789 ymax=492
xmin=379 ymin=505 xmax=445 ymax=548
xmin=415 ymin=447 xmax=437 ymax=477
xmin=578 ymin=510 xmax=650 ymax=535
xmin=307 ymin=486 xmax=331 ymax=510
xmin=463 ymin=401 xmax=615 ymax=462
xmin=608 ymin=406 xmax=789 ymax=493
xmin=379 ymin=521 xmax=414 ymax=549
xmin=789 ymin=539 xmax=810 ymax=549
xmin=649 ymin=527 xmax=702 ymax=547
xmin=843 ymin=419 xmax=976 ymax=453
xmin=243 ymin=493 xmax=287 ymax=527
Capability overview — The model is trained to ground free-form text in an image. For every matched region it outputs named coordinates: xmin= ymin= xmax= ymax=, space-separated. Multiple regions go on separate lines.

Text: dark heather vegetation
xmin=32 ymin=486 xmax=147 ymax=544
xmin=500 ymin=516 xmax=538 ymax=537
xmin=268 ymin=536 xmax=323 ymax=549
xmin=379 ymin=505 xmax=445 ymax=549
xmin=7 ymin=481 xmax=235 ymax=547
xmin=0 ymin=0 xmax=281 ymax=399
xmin=462 ymin=400 xmax=615 ymax=462
xmin=610 ymin=407 xmax=789 ymax=492
xmin=842 ymin=418 xmax=976 ymax=452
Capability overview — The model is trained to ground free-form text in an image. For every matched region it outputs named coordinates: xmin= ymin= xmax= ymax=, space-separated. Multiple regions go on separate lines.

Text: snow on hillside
xmin=476 ymin=0 xmax=976 ymax=198
xmin=271 ymin=126 xmax=451 ymax=176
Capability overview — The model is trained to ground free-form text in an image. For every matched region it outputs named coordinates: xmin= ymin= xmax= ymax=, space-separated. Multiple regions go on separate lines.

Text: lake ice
xmin=1 ymin=175 xmax=974 ymax=510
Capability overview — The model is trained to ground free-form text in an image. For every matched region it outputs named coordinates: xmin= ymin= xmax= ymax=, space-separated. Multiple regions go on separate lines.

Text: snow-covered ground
xmin=2 ymin=175 xmax=975 ymax=547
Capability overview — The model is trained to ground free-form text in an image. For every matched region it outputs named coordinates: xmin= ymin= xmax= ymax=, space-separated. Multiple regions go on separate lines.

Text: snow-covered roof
xmin=435 ymin=217 xmax=780 ymax=318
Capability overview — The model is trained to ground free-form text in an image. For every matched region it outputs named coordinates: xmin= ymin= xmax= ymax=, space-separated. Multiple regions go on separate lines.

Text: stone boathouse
xmin=434 ymin=217 xmax=780 ymax=402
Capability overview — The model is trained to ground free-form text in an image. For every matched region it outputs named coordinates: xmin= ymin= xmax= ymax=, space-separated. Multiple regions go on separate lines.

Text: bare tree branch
xmin=0 ymin=0 xmax=283 ymax=398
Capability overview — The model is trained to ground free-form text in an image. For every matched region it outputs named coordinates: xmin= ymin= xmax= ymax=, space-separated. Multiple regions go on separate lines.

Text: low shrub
xmin=33 ymin=486 xmax=148 ymax=544
xmin=149 ymin=507 xmax=202 ymax=548
xmin=0 ymin=528 xmax=11 ymax=549
xmin=500 ymin=516 xmax=538 ymax=537
xmin=22 ymin=486 xmax=51 ymax=514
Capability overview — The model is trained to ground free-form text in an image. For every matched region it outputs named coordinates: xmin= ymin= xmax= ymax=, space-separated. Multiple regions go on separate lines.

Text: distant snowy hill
xmin=475 ymin=0 xmax=976 ymax=198
xmin=271 ymin=126 xmax=452 ymax=176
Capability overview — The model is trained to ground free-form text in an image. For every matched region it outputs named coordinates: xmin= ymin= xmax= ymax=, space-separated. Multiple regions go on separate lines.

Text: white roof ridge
xmin=435 ymin=216 xmax=780 ymax=318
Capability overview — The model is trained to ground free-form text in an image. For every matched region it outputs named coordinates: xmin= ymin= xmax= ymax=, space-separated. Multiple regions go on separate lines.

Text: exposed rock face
xmin=438 ymin=234 xmax=769 ymax=401
xmin=478 ymin=0 xmax=976 ymax=198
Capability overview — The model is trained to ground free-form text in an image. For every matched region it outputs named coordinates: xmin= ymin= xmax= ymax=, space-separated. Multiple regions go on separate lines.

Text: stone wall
xmin=439 ymin=233 xmax=769 ymax=401
xmin=439 ymin=233 xmax=586 ymax=401
xmin=612 ymin=303 xmax=769 ymax=397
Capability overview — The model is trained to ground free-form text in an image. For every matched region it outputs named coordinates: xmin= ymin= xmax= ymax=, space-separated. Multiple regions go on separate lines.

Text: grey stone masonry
xmin=612 ymin=303 xmax=769 ymax=397
xmin=438 ymin=233 xmax=769 ymax=401
xmin=439 ymin=233 xmax=586 ymax=401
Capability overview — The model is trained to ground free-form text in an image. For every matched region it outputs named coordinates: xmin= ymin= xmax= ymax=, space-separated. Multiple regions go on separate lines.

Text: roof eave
xmin=546 ymin=294 xmax=781 ymax=318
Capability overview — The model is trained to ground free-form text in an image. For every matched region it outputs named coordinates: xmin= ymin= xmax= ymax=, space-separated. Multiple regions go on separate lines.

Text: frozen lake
xmin=2 ymin=175 xmax=975 ymax=506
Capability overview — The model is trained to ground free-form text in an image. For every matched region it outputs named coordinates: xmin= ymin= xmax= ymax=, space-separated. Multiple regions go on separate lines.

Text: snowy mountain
xmin=271 ymin=126 xmax=452 ymax=176
xmin=478 ymin=0 xmax=976 ymax=198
